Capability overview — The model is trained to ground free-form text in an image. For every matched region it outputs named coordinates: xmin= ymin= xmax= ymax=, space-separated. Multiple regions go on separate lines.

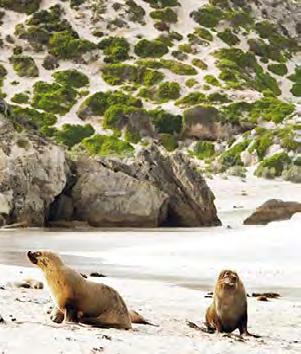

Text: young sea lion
xmin=27 ymin=250 xmax=152 ymax=329
xmin=205 ymin=270 xmax=252 ymax=335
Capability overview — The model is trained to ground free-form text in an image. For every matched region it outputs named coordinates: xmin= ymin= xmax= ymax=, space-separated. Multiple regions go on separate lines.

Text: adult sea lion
xmin=188 ymin=270 xmax=259 ymax=337
xmin=27 ymin=250 xmax=153 ymax=329
xmin=205 ymin=270 xmax=250 ymax=335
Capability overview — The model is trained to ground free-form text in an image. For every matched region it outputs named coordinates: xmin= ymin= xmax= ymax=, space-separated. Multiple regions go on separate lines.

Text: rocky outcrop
xmin=101 ymin=146 xmax=221 ymax=227
xmin=1 ymin=101 xmax=220 ymax=228
xmin=182 ymin=105 xmax=249 ymax=140
xmin=65 ymin=158 xmax=168 ymax=227
xmin=0 ymin=109 xmax=69 ymax=226
xmin=253 ymin=0 xmax=301 ymax=40
xmin=243 ymin=199 xmax=301 ymax=225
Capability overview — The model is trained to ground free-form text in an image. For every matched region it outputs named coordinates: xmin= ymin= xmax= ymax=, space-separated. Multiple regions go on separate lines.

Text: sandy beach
xmin=0 ymin=175 xmax=300 ymax=354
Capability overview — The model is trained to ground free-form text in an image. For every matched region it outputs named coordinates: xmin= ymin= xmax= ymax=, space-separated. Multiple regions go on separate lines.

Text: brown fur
xmin=205 ymin=270 xmax=250 ymax=335
xmin=27 ymin=251 xmax=151 ymax=329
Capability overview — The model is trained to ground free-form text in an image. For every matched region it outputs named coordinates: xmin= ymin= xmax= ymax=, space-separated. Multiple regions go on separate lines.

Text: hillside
xmin=0 ymin=0 xmax=300 ymax=182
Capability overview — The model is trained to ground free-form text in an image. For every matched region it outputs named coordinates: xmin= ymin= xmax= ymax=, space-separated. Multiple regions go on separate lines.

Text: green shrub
xmin=125 ymin=0 xmax=146 ymax=24
xmin=291 ymin=84 xmax=301 ymax=97
xmin=207 ymin=92 xmax=231 ymax=103
xmin=255 ymin=152 xmax=291 ymax=177
xmin=134 ymin=39 xmax=168 ymax=58
xmin=98 ymin=36 xmax=130 ymax=63
xmin=282 ymin=165 xmax=301 ymax=183
xmin=150 ymin=8 xmax=177 ymax=23
xmin=178 ymin=43 xmax=194 ymax=54
xmin=249 ymin=97 xmax=295 ymax=123
xmin=176 ymin=92 xmax=207 ymax=108
xmin=55 ymin=124 xmax=95 ymax=148
xmin=124 ymin=126 xmax=141 ymax=144
xmin=142 ymin=0 xmax=179 ymax=8
xmin=32 ymin=81 xmax=78 ymax=115
xmin=217 ymin=29 xmax=240 ymax=45
xmin=82 ymin=135 xmax=134 ymax=157
xmin=18 ymin=5 xmax=75 ymax=50
xmin=185 ymin=78 xmax=198 ymax=88
xmin=191 ymin=5 xmax=224 ymax=28
xmin=219 ymin=140 xmax=250 ymax=168
xmin=193 ymin=141 xmax=215 ymax=159
xmin=288 ymin=66 xmax=301 ymax=96
xmin=157 ymin=81 xmax=180 ymax=101
xmin=138 ymin=58 xmax=197 ymax=75
xmin=161 ymin=59 xmax=197 ymax=75
xmin=49 ymin=31 xmax=96 ymax=59
xmin=0 ymin=64 xmax=7 ymax=82
xmin=0 ymin=0 xmax=41 ymax=14
xmin=248 ymin=38 xmax=285 ymax=63
xmin=192 ymin=58 xmax=208 ymax=70
xmin=249 ymin=130 xmax=273 ymax=160
xmin=214 ymin=48 xmax=281 ymax=95
xmin=11 ymin=92 xmax=30 ymax=104
xmin=293 ymin=156 xmax=301 ymax=166
xmin=194 ymin=27 xmax=213 ymax=41
xmin=278 ymin=127 xmax=299 ymax=151
xmin=77 ymin=91 xmax=142 ymax=119
xmin=267 ymin=63 xmax=288 ymax=76
xmin=102 ymin=63 xmax=164 ymax=86
xmin=150 ymin=109 xmax=182 ymax=134
xmin=9 ymin=56 xmax=39 ymax=77
xmin=204 ymin=75 xmax=220 ymax=86
xmin=11 ymin=106 xmax=57 ymax=132
xmin=227 ymin=8 xmax=254 ymax=27
xmin=52 ymin=69 xmax=89 ymax=88
xmin=255 ymin=20 xmax=299 ymax=59
xmin=159 ymin=134 xmax=178 ymax=151
xmin=103 ymin=104 xmax=142 ymax=130
xmin=288 ymin=66 xmax=301 ymax=83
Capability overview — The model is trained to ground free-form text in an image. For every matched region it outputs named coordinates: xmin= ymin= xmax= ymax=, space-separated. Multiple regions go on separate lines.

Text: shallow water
xmin=0 ymin=212 xmax=300 ymax=299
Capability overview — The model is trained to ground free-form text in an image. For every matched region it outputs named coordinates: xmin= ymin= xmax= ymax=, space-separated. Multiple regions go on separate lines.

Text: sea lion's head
xmin=217 ymin=270 xmax=240 ymax=291
xmin=27 ymin=251 xmax=64 ymax=270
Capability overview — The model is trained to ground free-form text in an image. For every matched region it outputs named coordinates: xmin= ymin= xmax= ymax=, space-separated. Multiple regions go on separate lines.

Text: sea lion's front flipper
xmin=49 ymin=307 xmax=64 ymax=323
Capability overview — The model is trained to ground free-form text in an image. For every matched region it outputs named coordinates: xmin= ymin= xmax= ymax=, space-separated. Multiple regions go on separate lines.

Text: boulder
xmin=182 ymin=105 xmax=244 ymax=140
xmin=0 ymin=106 xmax=69 ymax=226
xmin=102 ymin=145 xmax=221 ymax=227
xmin=69 ymin=158 xmax=169 ymax=227
xmin=243 ymin=199 xmax=301 ymax=225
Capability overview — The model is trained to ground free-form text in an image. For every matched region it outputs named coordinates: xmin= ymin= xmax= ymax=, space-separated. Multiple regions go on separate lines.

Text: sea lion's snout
xmin=221 ymin=271 xmax=238 ymax=288
xmin=27 ymin=251 xmax=39 ymax=264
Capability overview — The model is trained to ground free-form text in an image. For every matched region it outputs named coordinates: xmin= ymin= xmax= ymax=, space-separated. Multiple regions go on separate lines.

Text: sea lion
xmin=205 ymin=270 xmax=252 ymax=335
xmin=27 ymin=250 xmax=152 ymax=329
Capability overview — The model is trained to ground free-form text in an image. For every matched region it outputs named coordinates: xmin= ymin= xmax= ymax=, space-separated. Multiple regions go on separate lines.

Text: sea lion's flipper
xmin=49 ymin=307 xmax=64 ymax=323
xmin=238 ymin=313 xmax=261 ymax=338
xmin=129 ymin=310 xmax=158 ymax=327
xmin=186 ymin=321 xmax=215 ymax=333
xmin=64 ymin=301 xmax=79 ymax=323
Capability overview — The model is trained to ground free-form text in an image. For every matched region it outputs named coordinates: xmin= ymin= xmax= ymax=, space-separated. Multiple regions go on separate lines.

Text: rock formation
xmin=243 ymin=199 xmax=301 ymax=225
xmin=100 ymin=145 xmax=222 ymax=227
xmin=66 ymin=158 xmax=169 ymax=227
xmin=0 ymin=108 xmax=69 ymax=226
xmin=1 ymin=101 xmax=220 ymax=228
